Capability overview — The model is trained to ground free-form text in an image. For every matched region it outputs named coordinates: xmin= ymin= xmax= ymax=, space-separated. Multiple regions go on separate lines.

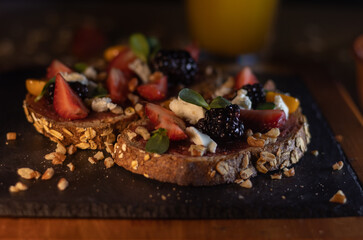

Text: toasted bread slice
xmin=23 ymin=94 xmax=138 ymax=149
xmin=114 ymin=109 xmax=310 ymax=186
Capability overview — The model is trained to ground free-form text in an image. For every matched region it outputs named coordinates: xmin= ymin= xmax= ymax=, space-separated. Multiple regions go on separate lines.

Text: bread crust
xmin=23 ymin=94 xmax=138 ymax=149
xmin=114 ymin=110 xmax=311 ymax=186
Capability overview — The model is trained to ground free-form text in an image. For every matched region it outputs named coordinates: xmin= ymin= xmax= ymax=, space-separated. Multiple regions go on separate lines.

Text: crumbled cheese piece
xmin=61 ymin=72 xmax=88 ymax=85
xmin=274 ymin=95 xmax=289 ymax=119
xmin=83 ymin=66 xmax=97 ymax=80
xmin=231 ymin=89 xmax=252 ymax=109
xmin=169 ymin=97 xmax=205 ymax=124
xmin=92 ymin=97 xmax=112 ymax=112
xmin=186 ymin=127 xmax=217 ymax=153
xmin=128 ymin=58 xmax=151 ymax=84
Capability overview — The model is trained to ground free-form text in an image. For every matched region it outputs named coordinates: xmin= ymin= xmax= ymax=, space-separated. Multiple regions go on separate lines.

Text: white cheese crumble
xmin=61 ymin=72 xmax=88 ymax=85
xmin=274 ymin=95 xmax=289 ymax=119
xmin=128 ymin=58 xmax=151 ymax=84
xmin=91 ymin=97 xmax=112 ymax=112
xmin=83 ymin=66 xmax=97 ymax=80
xmin=169 ymin=97 xmax=205 ymax=124
xmin=231 ymin=89 xmax=252 ymax=109
xmin=186 ymin=127 xmax=217 ymax=153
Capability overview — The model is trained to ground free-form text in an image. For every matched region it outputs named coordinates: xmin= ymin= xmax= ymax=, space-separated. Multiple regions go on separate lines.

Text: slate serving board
xmin=0 ymin=68 xmax=362 ymax=219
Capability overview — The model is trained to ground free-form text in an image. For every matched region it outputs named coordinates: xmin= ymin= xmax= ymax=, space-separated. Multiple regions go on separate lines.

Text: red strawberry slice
xmin=185 ymin=43 xmax=200 ymax=62
xmin=239 ymin=109 xmax=286 ymax=132
xmin=53 ymin=73 xmax=89 ymax=120
xmin=235 ymin=67 xmax=258 ymax=89
xmin=106 ymin=68 xmax=129 ymax=105
xmin=145 ymin=103 xmax=187 ymax=140
xmin=108 ymin=47 xmax=137 ymax=79
xmin=137 ymin=75 xmax=167 ymax=101
xmin=47 ymin=60 xmax=72 ymax=80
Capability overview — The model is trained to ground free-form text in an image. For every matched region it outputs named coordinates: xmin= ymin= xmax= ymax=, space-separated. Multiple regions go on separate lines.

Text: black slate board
xmin=0 ymin=68 xmax=362 ymax=219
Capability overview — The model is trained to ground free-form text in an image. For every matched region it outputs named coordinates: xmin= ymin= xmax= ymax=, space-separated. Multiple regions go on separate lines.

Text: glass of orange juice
xmin=186 ymin=0 xmax=279 ymax=57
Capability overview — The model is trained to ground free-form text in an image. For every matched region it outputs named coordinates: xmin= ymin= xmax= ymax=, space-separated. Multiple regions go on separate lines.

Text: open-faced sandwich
xmin=114 ymin=67 xmax=311 ymax=186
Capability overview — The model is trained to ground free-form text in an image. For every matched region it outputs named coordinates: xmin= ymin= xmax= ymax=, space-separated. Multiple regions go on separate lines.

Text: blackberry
xmin=46 ymin=82 xmax=88 ymax=102
xmin=196 ymin=104 xmax=244 ymax=142
xmin=152 ymin=49 xmax=198 ymax=85
xmin=242 ymin=83 xmax=265 ymax=109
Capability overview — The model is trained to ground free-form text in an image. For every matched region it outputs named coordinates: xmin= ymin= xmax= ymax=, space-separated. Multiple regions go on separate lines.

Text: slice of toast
xmin=114 ymin=109 xmax=310 ymax=186
xmin=23 ymin=94 xmax=138 ymax=149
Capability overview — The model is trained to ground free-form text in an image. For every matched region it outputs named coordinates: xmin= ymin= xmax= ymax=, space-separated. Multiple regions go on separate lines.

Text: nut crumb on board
xmin=67 ymin=163 xmax=75 ymax=171
xmin=41 ymin=167 xmax=54 ymax=180
xmin=94 ymin=151 xmax=105 ymax=161
xmin=9 ymin=182 xmax=28 ymax=193
xmin=88 ymin=157 xmax=96 ymax=164
xmin=311 ymin=150 xmax=319 ymax=156
xmin=17 ymin=168 xmax=40 ymax=180
xmin=57 ymin=178 xmax=69 ymax=191
xmin=332 ymin=161 xmax=344 ymax=171
xmin=329 ymin=190 xmax=347 ymax=204
xmin=104 ymin=157 xmax=114 ymax=169
xmin=6 ymin=132 xmax=17 ymax=141
xmin=240 ymin=179 xmax=253 ymax=189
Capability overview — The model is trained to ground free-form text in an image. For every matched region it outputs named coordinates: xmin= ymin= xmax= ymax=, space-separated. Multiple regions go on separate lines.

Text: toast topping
xmin=186 ymin=127 xmax=217 ymax=153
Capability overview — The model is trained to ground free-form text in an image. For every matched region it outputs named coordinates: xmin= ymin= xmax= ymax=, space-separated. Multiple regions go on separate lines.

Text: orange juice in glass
xmin=186 ymin=0 xmax=279 ymax=57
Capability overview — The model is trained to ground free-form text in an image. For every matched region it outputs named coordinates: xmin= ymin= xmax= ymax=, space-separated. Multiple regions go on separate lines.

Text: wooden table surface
xmin=0 ymin=64 xmax=362 ymax=240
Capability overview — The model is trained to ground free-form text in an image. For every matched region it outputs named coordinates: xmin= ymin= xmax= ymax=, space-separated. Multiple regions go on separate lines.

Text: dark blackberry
xmin=46 ymin=82 xmax=88 ymax=102
xmin=196 ymin=104 xmax=244 ymax=142
xmin=242 ymin=83 xmax=265 ymax=109
xmin=152 ymin=49 xmax=198 ymax=85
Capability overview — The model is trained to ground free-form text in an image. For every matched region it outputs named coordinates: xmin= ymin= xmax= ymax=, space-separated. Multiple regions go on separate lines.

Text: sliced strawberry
xmin=145 ymin=103 xmax=187 ymax=140
xmin=108 ymin=47 xmax=137 ymax=79
xmin=137 ymin=75 xmax=167 ymax=101
xmin=106 ymin=68 xmax=129 ymax=105
xmin=185 ymin=43 xmax=200 ymax=62
xmin=235 ymin=67 xmax=258 ymax=89
xmin=53 ymin=73 xmax=89 ymax=120
xmin=239 ymin=109 xmax=286 ymax=132
xmin=47 ymin=60 xmax=72 ymax=80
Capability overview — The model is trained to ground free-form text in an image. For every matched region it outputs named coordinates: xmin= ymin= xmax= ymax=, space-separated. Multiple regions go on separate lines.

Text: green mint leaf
xmin=209 ymin=96 xmax=231 ymax=109
xmin=34 ymin=77 xmax=55 ymax=102
xmin=179 ymin=88 xmax=210 ymax=110
xmin=91 ymin=84 xmax=108 ymax=98
xmin=129 ymin=33 xmax=149 ymax=62
xmin=147 ymin=36 xmax=161 ymax=59
xmin=256 ymin=102 xmax=276 ymax=110
xmin=145 ymin=128 xmax=169 ymax=154
xmin=74 ymin=62 xmax=88 ymax=73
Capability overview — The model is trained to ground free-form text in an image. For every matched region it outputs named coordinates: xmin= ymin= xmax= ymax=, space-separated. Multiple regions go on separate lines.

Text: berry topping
xmin=53 ymin=73 xmax=89 ymax=120
xmin=184 ymin=43 xmax=200 ymax=62
xmin=152 ymin=50 xmax=198 ymax=86
xmin=47 ymin=60 xmax=72 ymax=80
xmin=145 ymin=103 xmax=187 ymax=140
xmin=242 ymin=83 xmax=266 ymax=109
xmin=235 ymin=67 xmax=258 ymax=90
xmin=266 ymin=92 xmax=300 ymax=114
xmin=108 ymin=47 xmax=137 ymax=79
xmin=137 ymin=72 xmax=167 ymax=101
xmin=196 ymin=104 xmax=244 ymax=142
xmin=239 ymin=109 xmax=286 ymax=132
xmin=106 ymin=68 xmax=129 ymax=105
xmin=46 ymin=81 xmax=88 ymax=103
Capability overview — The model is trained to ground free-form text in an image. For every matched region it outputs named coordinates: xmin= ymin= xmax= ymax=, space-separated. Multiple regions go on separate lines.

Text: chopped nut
xmin=49 ymin=129 xmax=64 ymax=140
xmin=134 ymin=103 xmax=145 ymax=118
xmin=128 ymin=93 xmax=139 ymax=105
xmin=128 ymin=77 xmax=138 ymax=92
xmin=88 ymin=157 xmax=97 ymax=164
xmin=144 ymin=154 xmax=150 ymax=161
xmin=290 ymin=150 xmax=299 ymax=164
xmin=264 ymin=128 xmax=280 ymax=138
xmin=311 ymin=150 xmax=319 ymax=156
xmin=188 ymin=144 xmax=207 ymax=156
xmin=15 ymin=182 xmax=28 ymax=191
xmin=131 ymin=160 xmax=138 ymax=170
xmin=280 ymin=160 xmax=291 ymax=169
xmin=121 ymin=143 xmax=127 ymax=152
xmin=209 ymin=170 xmax=216 ymax=178
xmin=283 ymin=167 xmax=295 ymax=177
xmin=46 ymin=152 xmax=66 ymax=165
xmin=143 ymin=173 xmax=149 ymax=178
xmin=62 ymin=128 xmax=73 ymax=137
xmin=242 ymin=154 xmax=249 ymax=169
xmin=34 ymin=171 xmax=41 ymax=179
xmin=111 ymin=106 xmax=123 ymax=114
xmin=41 ymin=167 xmax=54 ymax=180
xmin=135 ymin=126 xmax=150 ymax=140
xmin=104 ymin=157 xmax=114 ymax=169
xmin=6 ymin=132 xmax=16 ymax=140
xmin=67 ymin=145 xmax=77 ymax=155
xmin=76 ymin=142 xmax=90 ymax=149
xmin=105 ymin=143 xmax=115 ymax=157
xmin=57 ymin=178 xmax=69 ymax=191
xmin=240 ymin=168 xmax=254 ymax=180
xmin=125 ymin=107 xmax=135 ymax=116
xmin=296 ymin=137 xmax=307 ymax=152
xmin=247 ymin=136 xmax=265 ymax=147
xmin=270 ymin=173 xmax=282 ymax=180
xmin=332 ymin=161 xmax=344 ymax=171
xmin=126 ymin=131 xmax=137 ymax=141
xmin=89 ymin=140 xmax=98 ymax=150
xmin=55 ymin=143 xmax=67 ymax=155
xmin=67 ymin=163 xmax=75 ymax=171
xmin=9 ymin=185 xmax=19 ymax=193
xmin=17 ymin=168 xmax=38 ymax=179
xmin=256 ymin=151 xmax=277 ymax=173
xmin=94 ymin=151 xmax=105 ymax=161
xmin=329 ymin=190 xmax=347 ymax=204
xmin=256 ymin=164 xmax=268 ymax=174
xmin=216 ymin=161 xmax=230 ymax=176
xmin=240 ymin=179 xmax=252 ymax=189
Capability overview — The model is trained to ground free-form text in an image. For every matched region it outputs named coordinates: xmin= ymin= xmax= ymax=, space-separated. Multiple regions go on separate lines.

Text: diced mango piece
xmin=266 ymin=92 xmax=300 ymax=113
xmin=104 ymin=45 xmax=126 ymax=62
xmin=25 ymin=79 xmax=46 ymax=96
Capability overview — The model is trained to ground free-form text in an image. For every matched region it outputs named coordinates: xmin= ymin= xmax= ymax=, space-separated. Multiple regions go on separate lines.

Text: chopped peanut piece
xmin=67 ymin=145 xmax=77 ymax=155
xmin=15 ymin=182 xmax=28 ymax=191
xmin=88 ymin=157 xmax=96 ymax=164
xmin=240 ymin=179 xmax=253 ymax=189
xmin=55 ymin=143 xmax=67 ymax=155
xmin=329 ymin=190 xmax=347 ymax=204
xmin=283 ymin=167 xmax=295 ymax=177
xmin=311 ymin=150 xmax=319 ymax=156
xmin=41 ymin=168 xmax=54 ymax=180
xmin=270 ymin=173 xmax=282 ymax=180
xmin=17 ymin=168 xmax=38 ymax=179
xmin=332 ymin=161 xmax=344 ymax=171
xmin=67 ymin=163 xmax=75 ymax=171
xmin=104 ymin=157 xmax=114 ymax=169
xmin=6 ymin=132 xmax=16 ymax=140
xmin=94 ymin=151 xmax=105 ymax=161
xmin=57 ymin=178 xmax=69 ymax=191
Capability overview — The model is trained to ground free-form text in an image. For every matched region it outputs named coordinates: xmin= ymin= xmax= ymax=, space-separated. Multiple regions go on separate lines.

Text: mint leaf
xmin=34 ymin=77 xmax=55 ymax=102
xmin=74 ymin=62 xmax=88 ymax=73
xmin=147 ymin=36 xmax=161 ymax=59
xmin=209 ymin=96 xmax=231 ymax=109
xmin=145 ymin=128 xmax=169 ymax=154
xmin=129 ymin=33 xmax=149 ymax=62
xmin=179 ymin=88 xmax=210 ymax=110
xmin=92 ymin=84 xmax=108 ymax=98
xmin=256 ymin=102 xmax=275 ymax=110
